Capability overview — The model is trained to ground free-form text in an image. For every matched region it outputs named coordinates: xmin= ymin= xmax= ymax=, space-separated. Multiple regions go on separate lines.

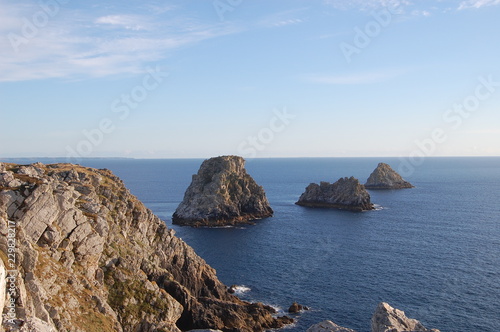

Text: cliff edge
xmin=172 ymin=156 xmax=273 ymax=227
xmin=0 ymin=162 xmax=290 ymax=331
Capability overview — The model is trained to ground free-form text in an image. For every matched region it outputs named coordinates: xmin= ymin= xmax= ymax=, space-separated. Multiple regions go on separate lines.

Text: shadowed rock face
xmin=365 ymin=163 xmax=414 ymax=189
xmin=296 ymin=176 xmax=374 ymax=212
xmin=172 ymin=156 xmax=273 ymax=227
xmin=0 ymin=162 xmax=290 ymax=332
xmin=371 ymin=302 xmax=440 ymax=332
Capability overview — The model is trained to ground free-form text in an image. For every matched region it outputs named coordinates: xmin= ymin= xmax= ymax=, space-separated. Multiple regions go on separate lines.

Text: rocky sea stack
xmin=365 ymin=163 xmax=414 ymax=189
xmin=0 ymin=162 xmax=291 ymax=331
xmin=296 ymin=177 xmax=374 ymax=212
xmin=172 ymin=156 xmax=273 ymax=227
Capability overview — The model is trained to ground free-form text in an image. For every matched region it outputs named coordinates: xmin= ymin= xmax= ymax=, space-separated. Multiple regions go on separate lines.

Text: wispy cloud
xmin=305 ymin=69 xmax=407 ymax=85
xmin=259 ymin=8 xmax=307 ymax=28
xmin=458 ymin=0 xmax=500 ymax=9
xmin=0 ymin=2 xmax=240 ymax=82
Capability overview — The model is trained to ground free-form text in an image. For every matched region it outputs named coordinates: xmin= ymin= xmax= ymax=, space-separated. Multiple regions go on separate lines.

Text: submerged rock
xmin=306 ymin=320 xmax=357 ymax=332
xmin=296 ymin=177 xmax=374 ymax=212
xmin=365 ymin=163 xmax=413 ymax=189
xmin=0 ymin=162 xmax=291 ymax=331
xmin=172 ymin=156 xmax=273 ymax=227
xmin=371 ymin=302 xmax=440 ymax=332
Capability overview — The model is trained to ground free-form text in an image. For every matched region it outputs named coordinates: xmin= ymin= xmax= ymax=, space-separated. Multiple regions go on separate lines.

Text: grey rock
xmin=0 ymin=171 xmax=22 ymax=188
xmin=296 ymin=177 xmax=374 ymax=211
xmin=365 ymin=163 xmax=413 ymax=189
xmin=173 ymin=155 xmax=273 ymax=227
xmin=371 ymin=302 xmax=440 ymax=332
xmin=307 ymin=320 xmax=357 ymax=332
xmin=0 ymin=162 xmax=5 ymax=172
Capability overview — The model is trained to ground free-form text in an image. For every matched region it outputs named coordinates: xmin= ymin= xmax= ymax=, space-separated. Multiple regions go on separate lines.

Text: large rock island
xmin=172 ymin=156 xmax=273 ymax=227
xmin=0 ymin=162 xmax=291 ymax=331
xmin=296 ymin=177 xmax=374 ymax=212
xmin=365 ymin=163 xmax=414 ymax=189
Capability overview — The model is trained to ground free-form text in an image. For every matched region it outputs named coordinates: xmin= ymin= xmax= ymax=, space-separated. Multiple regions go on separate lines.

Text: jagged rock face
xmin=365 ymin=163 xmax=413 ymax=189
xmin=172 ymin=156 xmax=273 ymax=227
xmin=296 ymin=177 xmax=374 ymax=211
xmin=0 ymin=162 xmax=290 ymax=332
xmin=306 ymin=320 xmax=357 ymax=332
xmin=371 ymin=302 xmax=440 ymax=332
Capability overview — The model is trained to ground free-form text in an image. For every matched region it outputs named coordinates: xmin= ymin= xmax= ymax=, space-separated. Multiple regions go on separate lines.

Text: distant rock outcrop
xmin=307 ymin=302 xmax=440 ymax=332
xmin=0 ymin=162 xmax=291 ymax=331
xmin=288 ymin=302 xmax=308 ymax=313
xmin=172 ymin=156 xmax=273 ymax=227
xmin=371 ymin=302 xmax=440 ymax=332
xmin=365 ymin=163 xmax=413 ymax=189
xmin=306 ymin=320 xmax=356 ymax=332
xmin=296 ymin=177 xmax=374 ymax=212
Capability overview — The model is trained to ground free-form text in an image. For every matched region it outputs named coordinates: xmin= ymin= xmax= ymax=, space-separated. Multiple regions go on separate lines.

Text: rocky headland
xmin=172 ymin=156 xmax=273 ymax=227
xmin=296 ymin=177 xmax=374 ymax=212
xmin=365 ymin=163 xmax=414 ymax=189
xmin=307 ymin=302 xmax=439 ymax=332
xmin=0 ymin=162 xmax=291 ymax=331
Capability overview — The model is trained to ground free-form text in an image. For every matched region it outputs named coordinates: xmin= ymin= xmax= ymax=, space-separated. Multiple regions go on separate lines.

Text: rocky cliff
xmin=307 ymin=302 xmax=439 ymax=332
xmin=0 ymin=162 xmax=291 ymax=332
xmin=296 ymin=177 xmax=374 ymax=212
xmin=172 ymin=156 xmax=273 ymax=227
xmin=365 ymin=163 xmax=413 ymax=189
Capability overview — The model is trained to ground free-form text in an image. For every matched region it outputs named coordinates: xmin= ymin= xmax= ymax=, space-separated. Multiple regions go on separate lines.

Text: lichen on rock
xmin=172 ymin=156 xmax=273 ymax=227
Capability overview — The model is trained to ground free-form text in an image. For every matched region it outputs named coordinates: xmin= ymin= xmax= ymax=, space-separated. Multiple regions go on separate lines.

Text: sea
xmin=6 ymin=157 xmax=500 ymax=331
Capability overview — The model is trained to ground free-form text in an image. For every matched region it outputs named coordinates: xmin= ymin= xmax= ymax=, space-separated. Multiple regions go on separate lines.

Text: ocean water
xmin=8 ymin=157 xmax=500 ymax=331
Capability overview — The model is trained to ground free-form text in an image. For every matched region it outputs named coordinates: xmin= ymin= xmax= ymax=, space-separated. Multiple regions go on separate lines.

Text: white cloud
xmin=95 ymin=15 xmax=148 ymax=31
xmin=0 ymin=2 xmax=241 ymax=82
xmin=458 ymin=0 xmax=500 ymax=9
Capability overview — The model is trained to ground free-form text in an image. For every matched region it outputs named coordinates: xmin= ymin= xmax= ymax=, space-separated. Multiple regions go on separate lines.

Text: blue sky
xmin=1 ymin=0 xmax=499 ymax=159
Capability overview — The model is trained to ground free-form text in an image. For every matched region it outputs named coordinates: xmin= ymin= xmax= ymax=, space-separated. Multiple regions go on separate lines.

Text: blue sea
xmin=8 ymin=157 xmax=500 ymax=331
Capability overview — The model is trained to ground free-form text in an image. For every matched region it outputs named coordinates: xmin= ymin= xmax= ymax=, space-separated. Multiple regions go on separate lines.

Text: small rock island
xmin=365 ymin=163 xmax=414 ymax=189
xmin=295 ymin=176 xmax=374 ymax=212
xmin=172 ymin=155 xmax=273 ymax=227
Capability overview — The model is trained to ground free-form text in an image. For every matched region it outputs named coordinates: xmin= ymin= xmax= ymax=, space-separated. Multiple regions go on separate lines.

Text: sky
xmin=0 ymin=0 xmax=499 ymax=159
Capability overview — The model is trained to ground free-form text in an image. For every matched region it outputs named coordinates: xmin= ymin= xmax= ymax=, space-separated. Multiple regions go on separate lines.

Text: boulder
xmin=371 ymin=302 xmax=440 ymax=332
xmin=296 ymin=177 xmax=374 ymax=211
xmin=307 ymin=320 xmax=357 ymax=332
xmin=365 ymin=163 xmax=413 ymax=189
xmin=173 ymin=156 xmax=273 ymax=227
xmin=288 ymin=302 xmax=309 ymax=313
